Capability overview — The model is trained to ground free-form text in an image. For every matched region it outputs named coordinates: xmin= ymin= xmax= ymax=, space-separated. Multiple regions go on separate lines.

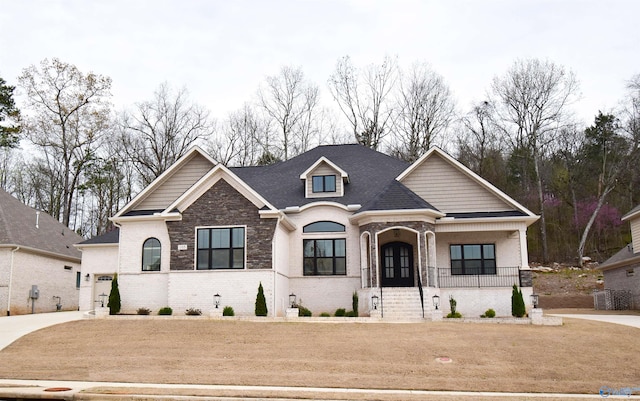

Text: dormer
xmin=299 ymin=157 xmax=349 ymax=198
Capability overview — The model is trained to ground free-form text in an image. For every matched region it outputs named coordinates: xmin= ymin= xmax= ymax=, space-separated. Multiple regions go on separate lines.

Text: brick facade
xmin=167 ymin=179 xmax=277 ymax=270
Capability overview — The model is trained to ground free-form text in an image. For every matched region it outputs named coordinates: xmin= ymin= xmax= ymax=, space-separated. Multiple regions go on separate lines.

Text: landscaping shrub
xmin=136 ymin=307 xmax=151 ymax=315
xmin=334 ymin=308 xmax=346 ymax=317
xmin=158 ymin=307 xmax=173 ymax=315
xmin=481 ymin=308 xmax=496 ymax=318
xmin=223 ymin=306 xmax=235 ymax=316
xmin=298 ymin=305 xmax=312 ymax=317
xmin=185 ymin=308 xmax=202 ymax=316
xmin=107 ymin=274 xmax=121 ymax=315
xmin=512 ymin=285 xmax=526 ymax=317
xmin=320 ymin=312 xmax=331 ymax=317
xmin=446 ymin=295 xmax=462 ymax=318
xmin=352 ymin=291 xmax=359 ymax=317
xmin=345 ymin=310 xmax=356 ymax=317
xmin=255 ymin=282 xmax=268 ymax=316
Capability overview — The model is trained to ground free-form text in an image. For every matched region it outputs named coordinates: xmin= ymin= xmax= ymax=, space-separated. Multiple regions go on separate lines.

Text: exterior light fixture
xmin=371 ymin=294 xmax=379 ymax=310
xmin=289 ymin=293 xmax=296 ymax=308
xmin=530 ymin=293 xmax=539 ymax=309
xmin=85 ymin=273 xmax=90 ymax=281
xmin=432 ymin=294 xmax=440 ymax=310
xmin=98 ymin=293 xmax=108 ymax=308
xmin=214 ymin=293 xmax=221 ymax=309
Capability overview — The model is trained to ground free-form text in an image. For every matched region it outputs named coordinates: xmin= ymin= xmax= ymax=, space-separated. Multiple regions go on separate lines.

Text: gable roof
xmin=622 ymin=204 xmax=640 ymax=221
xmin=359 ymin=180 xmax=440 ymax=212
xmin=397 ymin=146 xmax=537 ymax=218
xmin=0 ymin=188 xmax=82 ymax=260
xmin=232 ymin=144 xmax=410 ymax=209
xmin=114 ymin=146 xmax=216 ymax=218
xmin=299 ymin=156 xmax=350 ymax=182
xmin=77 ymin=227 xmax=120 ymax=246
xmin=599 ymin=243 xmax=640 ymax=270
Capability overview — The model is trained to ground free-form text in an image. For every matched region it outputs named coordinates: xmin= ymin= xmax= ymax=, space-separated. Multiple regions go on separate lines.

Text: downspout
xmin=7 ymin=246 xmax=20 ymax=316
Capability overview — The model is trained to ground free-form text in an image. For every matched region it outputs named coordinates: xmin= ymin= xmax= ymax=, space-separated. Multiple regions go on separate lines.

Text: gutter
xmin=7 ymin=246 xmax=19 ymax=316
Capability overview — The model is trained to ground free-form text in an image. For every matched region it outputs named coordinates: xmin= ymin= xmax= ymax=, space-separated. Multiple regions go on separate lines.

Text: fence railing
xmin=435 ymin=266 xmax=520 ymax=288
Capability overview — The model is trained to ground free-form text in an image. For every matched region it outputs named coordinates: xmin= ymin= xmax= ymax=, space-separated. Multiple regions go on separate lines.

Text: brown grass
xmin=0 ymin=318 xmax=638 ymax=395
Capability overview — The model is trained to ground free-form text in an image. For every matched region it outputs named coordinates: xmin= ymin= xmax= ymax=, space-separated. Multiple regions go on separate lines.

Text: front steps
xmin=378 ymin=287 xmax=429 ymax=320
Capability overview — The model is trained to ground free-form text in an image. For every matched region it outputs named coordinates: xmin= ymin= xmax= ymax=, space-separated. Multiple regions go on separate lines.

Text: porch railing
xmin=436 ymin=266 xmax=520 ymax=288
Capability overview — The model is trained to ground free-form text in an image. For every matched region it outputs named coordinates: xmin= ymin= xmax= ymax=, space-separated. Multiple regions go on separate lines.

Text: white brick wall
xmin=441 ymin=286 xmax=534 ymax=317
xmin=289 ymin=276 xmax=360 ymax=315
xmin=118 ymin=220 xmax=171 ymax=274
xmin=77 ymin=245 xmax=119 ymax=311
xmin=5 ymin=250 xmax=80 ymax=315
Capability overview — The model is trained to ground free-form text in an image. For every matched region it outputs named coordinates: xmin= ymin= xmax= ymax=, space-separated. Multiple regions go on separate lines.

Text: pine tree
xmin=255 ymin=282 xmax=268 ymax=316
xmin=511 ymin=284 xmax=525 ymax=317
xmin=108 ymin=274 xmax=121 ymax=315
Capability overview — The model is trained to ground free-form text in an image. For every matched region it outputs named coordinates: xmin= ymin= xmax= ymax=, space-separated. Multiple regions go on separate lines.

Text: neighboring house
xmin=0 ymin=189 xmax=82 ymax=315
xmin=77 ymin=144 xmax=538 ymax=318
xmin=597 ymin=205 xmax=640 ymax=310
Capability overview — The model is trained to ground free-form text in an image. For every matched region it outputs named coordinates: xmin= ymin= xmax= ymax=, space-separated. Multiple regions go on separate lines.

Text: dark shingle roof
xmin=599 ymin=243 xmax=640 ymax=269
xmin=78 ymin=227 xmax=120 ymax=245
xmin=0 ymin=188 xmax=82 ymax=259
xmin=232 ymin=144 xmax=410 ymax=209
xmin=359 ymin=180 xmax=438 ymax=212
xmin=445 ymin=211 xmax=528 ymax=218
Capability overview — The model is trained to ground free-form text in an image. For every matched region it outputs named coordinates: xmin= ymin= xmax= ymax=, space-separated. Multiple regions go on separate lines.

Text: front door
xmin=381 ymin=242 xmax=414 ymax=287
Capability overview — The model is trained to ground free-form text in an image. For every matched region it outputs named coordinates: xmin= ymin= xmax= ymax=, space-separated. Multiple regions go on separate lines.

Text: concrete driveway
xmin=0 ymin=311 xmax=85 ymax=351
xmin=548 ymin=313 xmax=640 ymax=328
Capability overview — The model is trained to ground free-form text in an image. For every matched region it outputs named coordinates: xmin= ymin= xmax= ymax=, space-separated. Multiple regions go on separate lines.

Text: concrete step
xmin=378 ymin=288 xmax=429 ymax=319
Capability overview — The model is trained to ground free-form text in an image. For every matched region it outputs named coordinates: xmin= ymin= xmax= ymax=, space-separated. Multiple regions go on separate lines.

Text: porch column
xmin=519 ymin=228 xmax=529 ymax=268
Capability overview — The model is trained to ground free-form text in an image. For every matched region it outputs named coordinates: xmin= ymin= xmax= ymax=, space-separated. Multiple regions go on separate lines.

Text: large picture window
xmin=197 ymin=227 xmax=245 ymax=270
xmin=312 ymin=175 xmax=336 ymax=193
xmin=304 ymin=239 xmax=346 ymax=275
xmin=450 ymin=244 xmax=496 ymax=275
xmin=142 ymin=238 xmax=161 ymax=271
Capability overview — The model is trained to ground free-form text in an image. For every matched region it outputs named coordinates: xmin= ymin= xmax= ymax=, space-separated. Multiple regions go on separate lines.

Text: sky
xmin=1 ymin=0 xmax=639 ymax=133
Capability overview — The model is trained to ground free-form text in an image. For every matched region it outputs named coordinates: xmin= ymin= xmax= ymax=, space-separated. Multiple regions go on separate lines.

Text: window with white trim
xmin=302 ymin=221 xmax=346 ymax=276
xmin=312 ymin=175 xmax=336 ymax=193
xmin=197 ymin=227 xmax=245 ymax=270
xmin=142 ymin=238 xmax=161 ymax=271
xmin=450 ymin=244 xmax=496 ymax=275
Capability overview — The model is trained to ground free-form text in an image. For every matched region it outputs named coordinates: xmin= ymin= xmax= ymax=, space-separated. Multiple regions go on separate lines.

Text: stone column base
xmin=286 ymin=308 xmax=299 ymax=318
xmin=530 ymin=308 xmax=544 ymax=325
xmin=430 ymin=309 xmax=443 ymax=322
xmin=210 ymin=308 xmax=223 ymax=319
xmin=95 ymin=307 xmax=109 ymax=318
xmin=369 ymin=309 xmax=382 ymax=319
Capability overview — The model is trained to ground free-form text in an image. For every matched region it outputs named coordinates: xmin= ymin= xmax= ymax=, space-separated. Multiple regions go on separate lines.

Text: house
xmin=0 ymin=188 xmax=82 ymax=315
xmin=597 ymin=205 xmax=640 ymax=310
xmin=77 ymin=144 xmax=538 ymax=318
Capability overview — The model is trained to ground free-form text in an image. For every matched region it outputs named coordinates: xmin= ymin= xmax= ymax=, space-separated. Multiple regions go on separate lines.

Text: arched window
xmin=303 ymin=221 xmax=345 ymax=233
xmin=142 ymin=238 xmax=161 ymax=271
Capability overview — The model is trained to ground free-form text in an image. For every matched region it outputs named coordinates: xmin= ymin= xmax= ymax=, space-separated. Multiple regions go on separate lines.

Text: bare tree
xmin=210 ymin=103 xmax=271 ymax=166
xmin=491 ymin=58 xmax=579 ymax=262
xmin=258 ymin=66 xmax=320 ymax=160
xmin=18 ymin=58 xmax=112 ymax=227
xmin=391 ymin=63 xmax=456 ymax=161
xmin=120 ymin=83 xmax=214 ymax=186
xmin=328 ymin=55 xmax=398 ymax=149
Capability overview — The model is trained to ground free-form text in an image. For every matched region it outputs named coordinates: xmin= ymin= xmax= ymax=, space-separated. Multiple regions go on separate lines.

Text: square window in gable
xmin=312 ymin=175 xmax=336 ymax=193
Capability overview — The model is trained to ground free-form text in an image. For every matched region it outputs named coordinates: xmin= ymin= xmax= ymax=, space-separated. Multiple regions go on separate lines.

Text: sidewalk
xmin=548 ymin=313 xmax=640 ymax=328
xmin=1 ymin=379 xmax=639 ymax=400
xmin=0 ymin=311 xmax=85 ymax=351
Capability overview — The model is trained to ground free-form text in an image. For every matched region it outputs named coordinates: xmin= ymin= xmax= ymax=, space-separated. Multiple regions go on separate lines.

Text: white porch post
xmin=519 ymin=228 xmax=529 ymax=268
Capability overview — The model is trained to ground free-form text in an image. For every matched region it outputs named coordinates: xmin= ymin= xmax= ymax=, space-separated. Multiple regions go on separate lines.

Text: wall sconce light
xmin=530 ymin=293 xmax=539 ymax=309
xmin=84 ymin=274 xmax=90 ymax=282
xmin=432 ymin=294 xmax=440 ymax=310
xmin=214 ymin=293 xmax=221 ymax=309
xmin=289 ymin=293 xmax=296 ymax=308
xmin=371 ymin=294 xmax=379 ymax=310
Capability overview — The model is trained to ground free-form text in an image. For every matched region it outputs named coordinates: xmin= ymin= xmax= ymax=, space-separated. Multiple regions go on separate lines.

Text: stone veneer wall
xmin=167 ymin=179 xmax=277 ymax=270
xmin=359 ymin=221 xmax=435 ymax=287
